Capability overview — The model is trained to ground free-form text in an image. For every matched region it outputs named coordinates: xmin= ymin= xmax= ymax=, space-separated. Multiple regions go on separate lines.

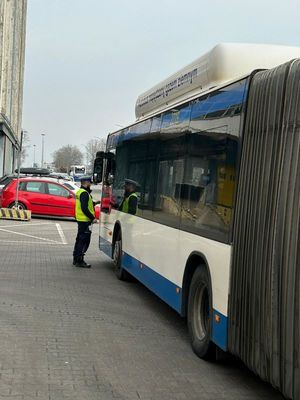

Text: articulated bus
xmin=94 ymin=43 xmax=300 ymax=399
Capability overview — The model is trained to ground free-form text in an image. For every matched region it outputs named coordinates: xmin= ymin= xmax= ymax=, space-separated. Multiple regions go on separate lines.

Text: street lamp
xmin=41 ymin=133 xmax=45 ymax=168
xmin=33 ymin=144 xmax=36 ymax=167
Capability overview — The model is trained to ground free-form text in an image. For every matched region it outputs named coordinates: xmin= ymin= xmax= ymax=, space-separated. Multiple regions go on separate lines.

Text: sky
xmin=22 ymin=0 xmax=300 ymax=166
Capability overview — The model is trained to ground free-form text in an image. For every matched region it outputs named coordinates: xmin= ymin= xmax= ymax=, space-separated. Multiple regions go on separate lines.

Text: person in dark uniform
xmin=73 ymin=176 xmax=96 ymax=268
xmin=118 ymin=179 xmax=138 ymax=215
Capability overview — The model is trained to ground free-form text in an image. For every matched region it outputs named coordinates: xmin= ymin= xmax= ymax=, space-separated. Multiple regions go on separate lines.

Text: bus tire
xmin=187 ymin=266 xmax=216 ymax=360
xmin=113 ymin=233 xmax=130 ymax=281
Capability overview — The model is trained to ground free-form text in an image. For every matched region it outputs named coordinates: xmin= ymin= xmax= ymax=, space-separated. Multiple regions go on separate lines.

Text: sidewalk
xmin=0 ymin=219 xmax=284 ymax=400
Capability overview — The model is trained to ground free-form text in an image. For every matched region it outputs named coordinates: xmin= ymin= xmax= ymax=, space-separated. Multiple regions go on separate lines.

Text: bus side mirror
xmin=107 ymin=173 xmax=114 ymax=185
xmin=93 ymin=155 xmax=104 ymax=184
xmin=104 ymin=152 xmax=116 ymax=186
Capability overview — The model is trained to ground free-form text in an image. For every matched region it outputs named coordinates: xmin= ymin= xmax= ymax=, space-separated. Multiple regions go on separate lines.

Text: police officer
xmin=73 ymin=175 xmax=96 ymax=268
xmin=119 ymin=179 xmax=138 ymax=215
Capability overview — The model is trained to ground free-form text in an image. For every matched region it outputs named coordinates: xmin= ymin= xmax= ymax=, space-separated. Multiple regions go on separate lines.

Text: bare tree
xmin=84 ymin=138 xmax=106 ymax=172
xmin=52 ymin=145 xmax=83 ymax=173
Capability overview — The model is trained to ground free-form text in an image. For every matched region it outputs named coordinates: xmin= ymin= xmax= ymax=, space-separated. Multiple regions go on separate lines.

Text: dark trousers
xmin=73 ymin=222 xmax=91 ymax=261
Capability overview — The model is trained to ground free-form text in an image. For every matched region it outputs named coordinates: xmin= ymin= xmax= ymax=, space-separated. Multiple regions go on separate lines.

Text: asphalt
xmin=0 ymin=217 xmax=284 ymax=400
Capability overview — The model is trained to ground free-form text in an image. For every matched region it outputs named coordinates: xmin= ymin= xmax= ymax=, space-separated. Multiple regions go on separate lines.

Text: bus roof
xmin=135 ymin=43 xmax=300 ymax=119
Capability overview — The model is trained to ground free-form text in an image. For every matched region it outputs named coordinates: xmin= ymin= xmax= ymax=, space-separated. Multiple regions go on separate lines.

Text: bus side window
xmin=151 ymin=137 xmax=185 ymax=229
xmin=180 ymin=133 xmax=238 ymax=241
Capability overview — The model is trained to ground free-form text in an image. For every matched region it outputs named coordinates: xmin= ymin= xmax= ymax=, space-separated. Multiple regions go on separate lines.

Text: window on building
xmin=0 ymin=134 xmax=4 ymax=177
xmin=4 ymin=138 xmax=13 ymax=175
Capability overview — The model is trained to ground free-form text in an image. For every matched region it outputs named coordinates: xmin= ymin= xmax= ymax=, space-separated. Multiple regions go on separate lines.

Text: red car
xmin=0 ymin=177 xmax=76 ymax=217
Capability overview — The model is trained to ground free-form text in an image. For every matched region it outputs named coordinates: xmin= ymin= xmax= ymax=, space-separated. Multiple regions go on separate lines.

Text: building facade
xmin=0 ymin=0 xmax=27 ymax=177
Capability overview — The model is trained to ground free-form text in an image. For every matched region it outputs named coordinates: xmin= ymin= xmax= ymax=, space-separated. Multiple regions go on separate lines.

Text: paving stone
xmin=0 ymin=218 xmax=284 ymax=400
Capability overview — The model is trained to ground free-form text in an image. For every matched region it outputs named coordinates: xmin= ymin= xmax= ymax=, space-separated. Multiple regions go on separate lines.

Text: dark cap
xmin=124 ymin=179 xmax=138 ymax=188
xmin=79 ymin=175 xmax=93 ymax=183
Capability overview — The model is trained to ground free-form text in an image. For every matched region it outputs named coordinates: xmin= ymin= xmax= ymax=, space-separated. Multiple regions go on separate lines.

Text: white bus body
xmin=96 ymin=43 xmax=300 ymax=399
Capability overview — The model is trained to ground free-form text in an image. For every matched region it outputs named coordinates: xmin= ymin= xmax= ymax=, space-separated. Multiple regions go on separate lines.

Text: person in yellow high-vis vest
xmin=73 ymin=176 xmax=96 ymax=268
xmin=119 ymin=179 xmax=138 ymax=215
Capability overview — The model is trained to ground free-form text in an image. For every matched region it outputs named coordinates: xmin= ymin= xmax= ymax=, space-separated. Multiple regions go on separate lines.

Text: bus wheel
xmin=113 ymin=233 xmax=130 ymax=281
xmin=187 ymin=266 xmax=215 ymax=360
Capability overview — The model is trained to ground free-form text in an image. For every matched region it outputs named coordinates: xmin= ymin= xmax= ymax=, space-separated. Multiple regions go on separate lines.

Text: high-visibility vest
xmin=120 ymin=192 xmax=138 ymax=213
xmin=75 ymin=188 xmax=95 ymax=222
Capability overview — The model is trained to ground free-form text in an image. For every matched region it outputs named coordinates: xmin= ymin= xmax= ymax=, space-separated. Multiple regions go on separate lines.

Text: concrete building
xmin=0 ymin=0 xmax=27 ymax=176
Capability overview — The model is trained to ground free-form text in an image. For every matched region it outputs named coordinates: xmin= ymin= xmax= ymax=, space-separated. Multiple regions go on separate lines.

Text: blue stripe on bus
xmin=212 ymin=310 xmax=228 ymax=351
xmin=100 ymin=236 xmax=228 ymax=350
xmin=99 ymin=237 xmax=181 ymax=313
xmin=122 ymin=252 xmax=182 ymax=314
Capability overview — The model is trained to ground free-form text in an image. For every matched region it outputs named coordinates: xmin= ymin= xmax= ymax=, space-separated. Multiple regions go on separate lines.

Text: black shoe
xmin=73 ymin=255 xmax=83 ymax=266
xmin=75 ymin=260 xmax=91 ymax=268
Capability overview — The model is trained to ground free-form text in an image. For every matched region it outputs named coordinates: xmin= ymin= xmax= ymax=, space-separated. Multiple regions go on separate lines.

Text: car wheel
xmin=8 ymin=202 xmax=27 ymax=211
xmin=113 ymin=233 xmax=130 ymax=281
xmin=187 ymin=266 xmax=216 ymax=360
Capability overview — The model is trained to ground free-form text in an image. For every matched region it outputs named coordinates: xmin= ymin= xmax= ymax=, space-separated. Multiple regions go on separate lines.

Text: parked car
xmin=0 ymin=168 xmax=51 ymax=190
xmin=49 ymin=172 xmax=74 ymax=181
xmin=0 ymin=177 xmax=76 ymax=217
xmin=0 ymin=174 xmax=24 ymax=190
xmin=60 ymin=180 xmax=79 ymax=193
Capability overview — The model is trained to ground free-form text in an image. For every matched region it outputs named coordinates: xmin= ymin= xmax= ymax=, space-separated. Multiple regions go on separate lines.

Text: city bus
xmin=93 ymin=43 xmax=300 ymax=399
xmin=69 ymin=165 xmax=86 ymax=182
